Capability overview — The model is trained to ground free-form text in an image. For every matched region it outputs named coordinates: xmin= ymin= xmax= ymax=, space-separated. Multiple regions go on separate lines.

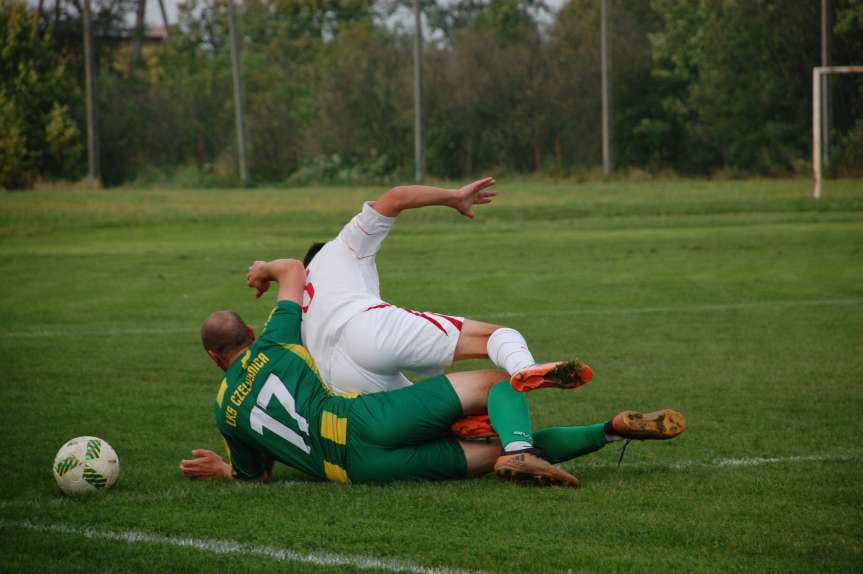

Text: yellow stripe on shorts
xmin=320 ymin=411 xmax=348 ymax=445
xmin=324 ymin=461 xmax=349 ymax=484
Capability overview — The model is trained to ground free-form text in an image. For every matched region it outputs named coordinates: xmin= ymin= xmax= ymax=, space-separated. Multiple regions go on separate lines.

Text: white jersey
xmin=301 ymin=201 xmax=463 ymax=395
xmin=302 ymin=201 xmax=393 ymax=363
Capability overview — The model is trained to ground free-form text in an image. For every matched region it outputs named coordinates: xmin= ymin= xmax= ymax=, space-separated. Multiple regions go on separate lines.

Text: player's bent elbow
xmin=372 ymin=189 xmax=408 ymax=217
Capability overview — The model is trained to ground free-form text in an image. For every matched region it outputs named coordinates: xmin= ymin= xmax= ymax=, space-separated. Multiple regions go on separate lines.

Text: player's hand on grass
xmin=180 ymin=449 xmax=233 ymax=479
xmin=247 ymin=260 xmax=272 ymax=299
xmin=452 ymin=177 xmax=496 ymax=219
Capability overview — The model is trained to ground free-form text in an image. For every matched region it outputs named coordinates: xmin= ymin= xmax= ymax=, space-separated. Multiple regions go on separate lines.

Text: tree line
xmin=2 ymin=0 xmax=862 ymax=189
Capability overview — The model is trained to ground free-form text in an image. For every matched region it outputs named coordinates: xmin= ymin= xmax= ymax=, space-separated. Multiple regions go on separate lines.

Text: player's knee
xmin=454 ymin=320 xmax=504 ymax=361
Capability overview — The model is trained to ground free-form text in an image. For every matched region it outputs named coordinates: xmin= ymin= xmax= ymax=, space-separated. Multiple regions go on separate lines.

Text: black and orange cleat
xmin=450 ymin=414 xmax=498 ymax=440
xmin=607 ymin=409 xmax=687 ymax=440
xmin=511 ymin=360 xmax=593 ymax=392
xmin=493 ymin=449 xmax=581 ymax=488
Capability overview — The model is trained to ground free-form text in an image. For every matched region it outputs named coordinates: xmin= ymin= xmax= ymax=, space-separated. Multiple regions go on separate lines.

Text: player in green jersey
xmin=181 ymin=258 xmax=687 ymax=486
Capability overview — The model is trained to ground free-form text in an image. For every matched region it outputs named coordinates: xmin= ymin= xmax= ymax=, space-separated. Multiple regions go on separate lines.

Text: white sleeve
xmin=336 ymin=201 xmax=396 ymax=259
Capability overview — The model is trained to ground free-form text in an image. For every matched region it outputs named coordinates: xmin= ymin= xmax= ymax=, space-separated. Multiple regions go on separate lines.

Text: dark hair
xmin=303 ymin=242 xmax=326 ymax=266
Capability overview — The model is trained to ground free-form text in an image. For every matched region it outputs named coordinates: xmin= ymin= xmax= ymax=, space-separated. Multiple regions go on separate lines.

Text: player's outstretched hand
xmin=452 ymin=177 xmax=497 ymax=219
xmin=247 ymin=260 xmax=271 ymax=299
xmin=180 ymin=449 xmax=233 ymax=479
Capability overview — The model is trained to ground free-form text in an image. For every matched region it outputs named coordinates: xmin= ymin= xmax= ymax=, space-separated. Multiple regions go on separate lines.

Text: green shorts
xmin=345 ymin=375 xmax=468 ymax=483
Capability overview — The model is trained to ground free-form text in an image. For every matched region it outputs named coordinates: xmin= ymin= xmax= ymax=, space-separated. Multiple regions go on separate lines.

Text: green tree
xmin=648 ymin=0 xmax=820 ymax=174
xmin=424 ymin=0 xmax=549 ymax=176
xmin=829 ymin=0 xmax=863 ymax=175
xmin=0 ymin=0 xmax=82 ymax=189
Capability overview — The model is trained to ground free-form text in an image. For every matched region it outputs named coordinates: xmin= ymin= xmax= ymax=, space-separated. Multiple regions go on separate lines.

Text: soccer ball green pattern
xmin=53 ymin=436 xmax=120 ymax=496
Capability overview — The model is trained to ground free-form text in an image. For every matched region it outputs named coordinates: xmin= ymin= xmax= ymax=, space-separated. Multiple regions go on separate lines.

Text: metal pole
xmin=82 ymin=0 xmax=100 ymax=183
xmin=813 ymin=67 xmax=821 ymax=199
xmin=157 ymin=0 xmax=170 ymax=38
xmin=132 ymin=0 xmax=146 ymax=68
xmin=821 ymin=0 xmax=830 ymax=166
xmin=601 ymin=0 xmax=612 ymax=175
xmin=413 ymin=0 xmax=425 ymax=183
xmin=227 ymin=0 xmax=249 ymax=186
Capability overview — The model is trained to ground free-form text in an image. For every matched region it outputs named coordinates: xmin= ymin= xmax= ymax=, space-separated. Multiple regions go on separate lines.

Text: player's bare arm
xmin=179 ymin=449 xmax=233 ymax=479
xmin=247 ymin=258 xmax=306 ymax=304
xmin=180 ymin=449 xmax=274 ymax=481
xmin=372 ymin=177 xmax=497 ymax=219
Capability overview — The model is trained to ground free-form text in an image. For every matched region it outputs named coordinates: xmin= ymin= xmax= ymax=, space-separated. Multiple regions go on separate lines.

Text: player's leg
xmin=456 ymin=409 xmax=687 ymax=485
xmin=346 ymin=431 xmax=574 ymax=484
xmin=337 ymin=305 xmax=463 ymax=378
xmin=448 ymin=372 xmax=583 ymax=486
xmin=347 ymin=367 xmax=533 ymax=449
xmin=347 ymin=434 xmax=505 ymax=483
xmin=532 ymin=409 xmax=688 ymax=464
xmin=344 ymin=371 xmax=501 ymax=482
xmin=349 ymin=369 xmax=503 ymax=449
xmin=456 ymin=319 xmax=594 ymax=391
xmin=350 ymin=369 xmax=582 ymax=486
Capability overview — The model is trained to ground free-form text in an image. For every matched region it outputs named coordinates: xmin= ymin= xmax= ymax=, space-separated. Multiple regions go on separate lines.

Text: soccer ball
xmin=52 ymin=436 xmax=120 ymax=496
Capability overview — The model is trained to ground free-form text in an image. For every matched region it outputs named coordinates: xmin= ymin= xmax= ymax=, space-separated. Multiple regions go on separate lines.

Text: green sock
xmin=487 ymin=381 xmax=533 ymax=451
xmin=533 ymin=423 xmax=608 ymax=464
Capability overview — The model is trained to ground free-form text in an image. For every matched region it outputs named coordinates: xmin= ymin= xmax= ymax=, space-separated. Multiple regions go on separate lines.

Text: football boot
xmin=450 ymin=414 xmax=498 ymax=440
xmin=511 ymin=360 xmax=593 ymax=392
xmin=493 ymin=449 xmax=581 ymax=488
xmin=607 ymin=409 xmax=686 ymax=440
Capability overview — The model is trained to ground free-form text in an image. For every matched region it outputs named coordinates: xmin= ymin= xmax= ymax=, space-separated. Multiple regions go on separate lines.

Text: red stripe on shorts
xmin=364 ymin=304 xmax=451 ymax=336
xmin=403 ymin=308 xmax=448 ymax=335
xmin=431 ymin=313 xmax=463 ymax=332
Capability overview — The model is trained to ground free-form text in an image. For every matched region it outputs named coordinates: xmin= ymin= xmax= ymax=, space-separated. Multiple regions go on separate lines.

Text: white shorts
xmin=326 ymin=304 xmax=465 ymax=395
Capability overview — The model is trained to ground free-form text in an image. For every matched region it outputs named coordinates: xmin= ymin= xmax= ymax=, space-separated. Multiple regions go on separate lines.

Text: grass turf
xmin=1 ymin=178 xmax=862 ymax=572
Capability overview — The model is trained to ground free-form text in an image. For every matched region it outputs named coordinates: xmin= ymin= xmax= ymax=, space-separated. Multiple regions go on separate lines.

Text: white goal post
xmin=812 ymin=65 xmax=863 ymax=199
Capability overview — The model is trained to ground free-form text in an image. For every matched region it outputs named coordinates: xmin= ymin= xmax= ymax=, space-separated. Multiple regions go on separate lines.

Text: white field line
xmin=3 ymin=298 xmax=861 ymax=338
xmin=1 ymin=326 xmax=199 ymax=338
xmin=0 ymin=519 xmax=488 ymax=574
xmin=1 ymin=453 xmax=856 ymax=512
xmin=480 ymin=297 xmax=863 ymax=320
xmin=578 ymin=452 xmax=857 ymax=471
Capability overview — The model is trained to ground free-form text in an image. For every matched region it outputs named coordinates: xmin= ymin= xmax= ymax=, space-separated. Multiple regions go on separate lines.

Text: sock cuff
xmin=487 ymin=327 xmax=534 ymax=375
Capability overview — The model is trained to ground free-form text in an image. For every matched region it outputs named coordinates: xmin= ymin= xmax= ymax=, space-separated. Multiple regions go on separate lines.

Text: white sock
xmin=487 ymin=328 xmax=536 ymax=376
xmin=504 ymin=440 xmax=533 ymax=453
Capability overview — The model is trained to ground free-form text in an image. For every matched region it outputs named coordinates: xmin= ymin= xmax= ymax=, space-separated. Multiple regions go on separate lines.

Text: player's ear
xmin=207 ymin=349 xmax=226 ymax=370
xmin=246 ymin=325 xmax=256 ymax=343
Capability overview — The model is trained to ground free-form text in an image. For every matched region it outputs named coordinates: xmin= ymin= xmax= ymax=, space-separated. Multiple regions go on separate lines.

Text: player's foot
xmin=511 ymin=360 xmax=593 ymax=392
xmin=450 ymin=414 xmax=498 ymax=440
xmin=607 ymin=409 xmax=686 ymax=440
xmin=494 ymin=449 xmax=581 ymax=488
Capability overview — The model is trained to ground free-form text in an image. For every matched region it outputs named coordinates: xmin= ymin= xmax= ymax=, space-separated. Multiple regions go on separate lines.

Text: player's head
xmin=303 ymin=242 xmax=326 ymax=266
xmin=201 ymin=310 xmax=256 ymax=370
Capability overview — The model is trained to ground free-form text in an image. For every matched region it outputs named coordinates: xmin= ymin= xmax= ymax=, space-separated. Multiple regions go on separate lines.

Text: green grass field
xmin=1 ymin=179 xmax=862 ymax=573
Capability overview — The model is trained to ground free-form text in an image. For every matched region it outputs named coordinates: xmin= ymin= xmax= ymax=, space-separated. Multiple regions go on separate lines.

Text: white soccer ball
xmin=52 ymin=436 xmax=120 ymax=496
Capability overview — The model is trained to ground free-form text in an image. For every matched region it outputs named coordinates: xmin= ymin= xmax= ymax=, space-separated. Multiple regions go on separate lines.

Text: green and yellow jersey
xmin=213 ymin=300 xmax=352 ymax=483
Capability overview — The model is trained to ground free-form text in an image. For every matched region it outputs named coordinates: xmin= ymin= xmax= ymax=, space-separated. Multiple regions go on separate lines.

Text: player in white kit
xmin=247 ymin=178 xmax=593 ymax=437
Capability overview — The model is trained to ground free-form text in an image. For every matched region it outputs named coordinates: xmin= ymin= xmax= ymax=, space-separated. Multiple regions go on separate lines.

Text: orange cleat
xmin=511 ymin=360 xmax=593 ymax=392
xmin=494 ymin=450 xmax=581 ymax=488
xmin=450 ymin=414 xmax=498 ymax=440
xmin=610 ymin=409 xmax=686 ymax=440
